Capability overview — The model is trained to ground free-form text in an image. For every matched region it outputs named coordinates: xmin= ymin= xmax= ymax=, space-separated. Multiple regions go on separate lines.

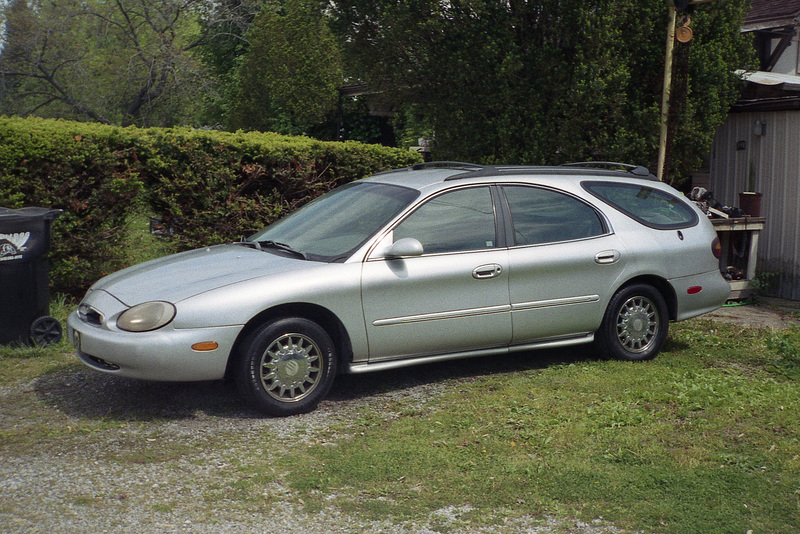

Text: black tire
xmin=234 ymin=317 xmax=337 ymax=416
xmin=595 ymin=284 xmax=669 ymax=361
xmin=30 ymin=316 xmax=62 ymax=346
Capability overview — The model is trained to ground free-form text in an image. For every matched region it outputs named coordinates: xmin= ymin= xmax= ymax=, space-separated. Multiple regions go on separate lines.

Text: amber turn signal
xmin=191 ymin=341 xmax=219 ymax=352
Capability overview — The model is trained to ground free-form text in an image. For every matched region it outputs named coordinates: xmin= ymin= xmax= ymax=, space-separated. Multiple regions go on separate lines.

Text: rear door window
xmin=582 ymin=181 xmax=698 ymax=229
xmin=501 ymin=185 xmax=606 ymax=245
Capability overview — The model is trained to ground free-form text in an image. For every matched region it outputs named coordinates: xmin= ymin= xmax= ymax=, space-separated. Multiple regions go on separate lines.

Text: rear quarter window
xmin=582 ymin=181 xmax=698 ymax=229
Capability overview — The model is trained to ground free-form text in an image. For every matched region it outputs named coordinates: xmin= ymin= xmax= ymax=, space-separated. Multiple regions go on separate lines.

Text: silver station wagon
xmin=67 ymin=162 xmax=730 ymax=416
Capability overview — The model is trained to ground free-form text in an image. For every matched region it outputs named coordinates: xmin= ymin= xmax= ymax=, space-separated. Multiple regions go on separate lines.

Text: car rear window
xmin=582 ymin=181 xmax=698 ymax=229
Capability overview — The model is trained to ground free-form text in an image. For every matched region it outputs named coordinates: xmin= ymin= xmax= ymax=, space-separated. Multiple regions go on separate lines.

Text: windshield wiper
xmin=235 ymin=239 xmax=308 ymax=259
xmin=251 ymin=240 xmax=307 ymax=260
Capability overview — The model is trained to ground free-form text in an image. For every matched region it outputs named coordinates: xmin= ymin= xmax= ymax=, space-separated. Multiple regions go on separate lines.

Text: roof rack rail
xmin=442 ymin=162 xmax=658 ymax=182
xmin=378 ymin=160 xmax=659 ymax=182
xmin=370 ymin=161 xmax=486 ymax=178
xmin=560 ymin=162 xmax=654 ymax=178
xmin=410 ymin=161 xmax=485 ymax=171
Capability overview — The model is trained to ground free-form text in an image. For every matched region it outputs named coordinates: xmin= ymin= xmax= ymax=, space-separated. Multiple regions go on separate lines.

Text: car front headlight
xmin=117 ymin=301 xmax=176 ymax=332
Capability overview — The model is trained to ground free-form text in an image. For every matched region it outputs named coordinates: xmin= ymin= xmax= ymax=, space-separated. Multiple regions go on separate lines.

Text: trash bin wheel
xmin=30 ymin=316 xmax=62 ymax=346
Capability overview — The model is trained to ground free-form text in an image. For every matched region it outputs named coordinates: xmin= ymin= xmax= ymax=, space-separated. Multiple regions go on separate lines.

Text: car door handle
xmin=473 ymin=264 xmax=503 ymax=279
xmin=595 ymin=250 xmax=621 ymax=264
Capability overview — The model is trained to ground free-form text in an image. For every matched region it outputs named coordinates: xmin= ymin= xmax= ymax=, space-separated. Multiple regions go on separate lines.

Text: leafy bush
xmin=0 ymin=118 xmax=145 ymax=293
xmin=0 ymin=117 xmax=420 ymax=295
xmin=138 ymin=128 xmax=420 ymax=248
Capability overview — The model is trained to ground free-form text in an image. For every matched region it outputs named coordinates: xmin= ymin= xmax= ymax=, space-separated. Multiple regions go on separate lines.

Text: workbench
xmin=711 ymin=217 xmax=766 ymax=299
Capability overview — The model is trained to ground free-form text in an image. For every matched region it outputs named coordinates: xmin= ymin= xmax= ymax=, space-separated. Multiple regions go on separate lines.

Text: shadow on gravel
xmin=35 ymin=346 xmax=598 ymax=422
xmin=33 ymin=368 xmax=253 ymax=421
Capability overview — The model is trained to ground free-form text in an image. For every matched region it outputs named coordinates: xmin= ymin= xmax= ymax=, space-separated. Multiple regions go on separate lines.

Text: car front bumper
xmin=66 ymin=311 xmax=242 ymax=382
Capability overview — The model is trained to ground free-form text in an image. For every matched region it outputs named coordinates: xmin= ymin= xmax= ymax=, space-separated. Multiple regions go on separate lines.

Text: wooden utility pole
xmin=657 ymin=0 xmax=717 ymax=181
xmin=657 ymin=5 xmax=678 ymax=181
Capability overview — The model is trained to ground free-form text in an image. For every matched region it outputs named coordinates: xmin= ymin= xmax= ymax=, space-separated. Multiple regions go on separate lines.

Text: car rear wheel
xmin=235 ymin=317 xmax=337 ymax=416
xmin=596 ymin=284 xmax=668 ymax=361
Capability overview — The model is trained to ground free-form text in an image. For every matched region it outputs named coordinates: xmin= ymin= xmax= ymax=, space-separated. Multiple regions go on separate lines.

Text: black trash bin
xmin=0 ymin=207 xmax=63 ymax=346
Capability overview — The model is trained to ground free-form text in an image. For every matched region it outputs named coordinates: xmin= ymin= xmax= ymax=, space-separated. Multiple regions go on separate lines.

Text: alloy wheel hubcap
xmin=615 ymin=296 xmax=658 ymax=353
xmin=259 ymin=333 xmax=321 ymax=402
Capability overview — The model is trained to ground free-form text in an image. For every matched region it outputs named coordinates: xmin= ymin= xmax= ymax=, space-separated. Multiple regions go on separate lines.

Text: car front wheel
xmin=596 ymin=284 xmax=668 ymax=361
xmin=235 ymin=317 xmax=337 ymax=416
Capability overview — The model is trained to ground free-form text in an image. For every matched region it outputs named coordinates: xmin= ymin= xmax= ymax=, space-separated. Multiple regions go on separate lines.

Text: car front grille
xmin=77 ymin=350 xmax=120 ymax=371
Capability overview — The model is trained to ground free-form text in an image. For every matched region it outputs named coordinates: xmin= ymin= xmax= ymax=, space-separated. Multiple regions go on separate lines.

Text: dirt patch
xmin=705 ymin=297 xmax=800 ymax=330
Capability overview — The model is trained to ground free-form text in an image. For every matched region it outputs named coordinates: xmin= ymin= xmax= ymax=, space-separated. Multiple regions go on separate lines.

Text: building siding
xmin=709 ymin=110 xmax=800 ymax=299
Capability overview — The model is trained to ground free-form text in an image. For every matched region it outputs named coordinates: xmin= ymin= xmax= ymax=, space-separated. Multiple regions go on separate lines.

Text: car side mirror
xmin=383 ymin=237 xmax=424 ymax=259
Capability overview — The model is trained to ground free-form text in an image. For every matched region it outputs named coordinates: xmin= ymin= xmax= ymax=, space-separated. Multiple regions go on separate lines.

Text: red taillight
xmin=712 ymin=237 xmax=722 ymax=259
xmin=687 ymin=286 xmax=703 ymax=295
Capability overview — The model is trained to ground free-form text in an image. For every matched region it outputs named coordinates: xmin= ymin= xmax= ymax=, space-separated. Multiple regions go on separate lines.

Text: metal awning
xmin=736 ymin=69 xmax=800 ymax=90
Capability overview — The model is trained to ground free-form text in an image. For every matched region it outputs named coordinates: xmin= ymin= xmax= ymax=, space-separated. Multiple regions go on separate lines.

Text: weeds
xmin=767 ymin=325 xmax=800 ymax=379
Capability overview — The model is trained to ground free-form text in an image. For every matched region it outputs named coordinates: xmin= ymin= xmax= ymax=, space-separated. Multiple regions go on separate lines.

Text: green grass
xmin=281 ymin=320 xmax=800 ymax=533
xmin=768 ymin=325 xmax=800 ymax=379
xmin=0 ymin=293 xmax=77 ymax=384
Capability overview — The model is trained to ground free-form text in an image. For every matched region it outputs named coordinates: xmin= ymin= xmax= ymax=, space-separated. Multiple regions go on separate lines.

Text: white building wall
xmin=709 ymin=110 xmax=800 ymax=299
xmin=771 ymin=34 xmax=799 ymax=75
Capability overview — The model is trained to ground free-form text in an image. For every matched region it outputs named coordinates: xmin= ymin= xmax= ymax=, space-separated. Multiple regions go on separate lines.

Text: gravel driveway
xmin=1 ymin=349 xmax=630 ymax=534
xmin=706 ymin=297 xmax=800 ymax=330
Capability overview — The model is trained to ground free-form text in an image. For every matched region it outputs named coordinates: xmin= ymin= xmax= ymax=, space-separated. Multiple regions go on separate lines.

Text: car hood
xmin=90 ymin=244 xmax=310 ymax=306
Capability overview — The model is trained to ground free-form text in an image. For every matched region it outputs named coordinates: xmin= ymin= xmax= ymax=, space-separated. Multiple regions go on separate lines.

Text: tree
xmin=0 ymin=0 xmax=248 ymax=127
xmin=192 ymin=0 xmax=266 ymax=127
xmin=227 ymin=0 xmax=343 ymax=134
xmin=332 ymin=0 xmax=755 ymax=184
xmin=1 ymin=0 xmax=115 ymax=123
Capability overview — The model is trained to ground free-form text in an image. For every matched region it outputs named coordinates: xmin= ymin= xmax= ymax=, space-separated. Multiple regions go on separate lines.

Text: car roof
xmin=362 ymin=161 xmax=659 ymax=191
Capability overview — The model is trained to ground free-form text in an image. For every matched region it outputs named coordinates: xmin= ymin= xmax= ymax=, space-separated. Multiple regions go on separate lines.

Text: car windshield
xmin=248 ymin=181 xmax=419 ymax=262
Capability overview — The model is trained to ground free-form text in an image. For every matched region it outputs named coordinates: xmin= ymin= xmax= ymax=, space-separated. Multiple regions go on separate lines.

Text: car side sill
xmin=345 ymin=333 xmax=594 ymax=374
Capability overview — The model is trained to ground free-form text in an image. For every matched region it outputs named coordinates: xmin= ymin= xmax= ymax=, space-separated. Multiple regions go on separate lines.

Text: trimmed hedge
xmin=0 ymin=117 xmax=421 ymax=295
